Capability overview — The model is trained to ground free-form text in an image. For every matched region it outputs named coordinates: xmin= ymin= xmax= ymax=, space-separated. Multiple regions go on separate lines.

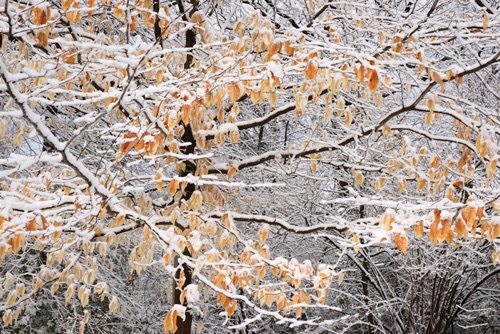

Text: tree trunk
xmin=172 ymin=1 xmax=198 ymax=333
xmin=360 ymin=205 xmax=374 ymax=334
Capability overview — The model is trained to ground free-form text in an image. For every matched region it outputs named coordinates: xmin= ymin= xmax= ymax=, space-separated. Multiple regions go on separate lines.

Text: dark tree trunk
xmin=172 ymin=1 xmax=198 ymax=333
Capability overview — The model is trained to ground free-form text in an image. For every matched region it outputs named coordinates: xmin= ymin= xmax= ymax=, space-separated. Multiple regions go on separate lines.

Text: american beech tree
xmin=0 ymin=0 xmax=499 ymax=333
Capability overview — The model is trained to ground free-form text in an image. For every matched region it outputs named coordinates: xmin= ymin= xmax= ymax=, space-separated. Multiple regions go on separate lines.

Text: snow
xmin=188 ymin=231 xmax=203 ymax=252
xmin=184 ymin=284 xmax=200 ymax=306
xmin=267 ymin=61 xmax=284 ymax=79
xmin=197 ymin=123 xmax=237 ymax=137
xmin=171 ymin=304 xmax=187 ymax=321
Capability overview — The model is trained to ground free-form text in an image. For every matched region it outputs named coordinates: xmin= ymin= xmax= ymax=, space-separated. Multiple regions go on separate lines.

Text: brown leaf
xmin=163 ymin=310 xmax=174 ymax=333
xmin=305 ymin=61 xmax=318 ymax=80
xmin=33 ymin=7 xmax=49 ymax=25
xmin=26 ymin=219 xmax=37 ymax=232
xmin=352 ymin=234 xmax=360 ymax=253
xmin=87 ymin=0 xmax=96 ymax=17
xmin=356 ymin=64 xmax=365 ymax=84
xmin=429 ymin=220 xmax=438 ymax=245
xmin=168 ymin=179 xmax=179 ymax=196
xmin=345 ymin=109 xmax=352 ymax=128
xmin=380 ymin=213 xmax=394 ymax=231
xmin=130 ymin=14 xmax=139 ymax=31
xmin=394 ymin=233 xmax=408 ymax=254
xmin=62 ymin=0 xmax=73 ymax=11
xmin=414 ymin=220 xmax=424 ymax=239
xmin=455 ymin=218 xmax=467 ymax=239
xmin=368 ymin=69 xmax=379 ymax=92
xmin=113 ymin=2 xmax=125 ymax=19
xmin=431 ymin=70 xmax=443 ymax=84
xmin=36 ymin=32 xmax=49 ymax=47
xmin=486 ymin=160 xmax=497 ymax=180
xmin=8 ymin=234 xmax=24 ymax=253
xmin=228 ymin=83 xmax=242 ymax=102
xmin=461 ymin=206 xmax=476 ymax=228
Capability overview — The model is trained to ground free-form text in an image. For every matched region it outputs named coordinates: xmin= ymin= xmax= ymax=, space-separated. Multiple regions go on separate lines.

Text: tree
xmin=1 ymin=0 xmax=499 ymax=333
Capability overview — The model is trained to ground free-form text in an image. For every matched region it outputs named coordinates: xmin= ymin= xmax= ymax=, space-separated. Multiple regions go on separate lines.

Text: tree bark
xmin=172 ymin=1 xmax=198 ymax=333
xmin=360 ymin=205 xmax=374 ymax=334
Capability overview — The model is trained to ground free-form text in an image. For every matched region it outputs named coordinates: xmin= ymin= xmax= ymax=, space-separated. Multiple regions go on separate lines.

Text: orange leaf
xmin=33 ymin=7 xmax=49 ymax=25
xmin=168 ymin=179 xmax=179 ymax=196
xmin=227 ymin=166 xmax=237 ymax=180
xmin=394 ymin=233 xmax=408 ymax=254
xmin=0 ymin=215 xmax=6 ymax=230
xmin=305 ymin=61 xmax=318 ymax=80
xmin=431 ymin=70 xmax=443 ymax=84
xmin=8 ymin=234 xmax=24 ymax=253
xmin=156 ymin=181 xmax=164 ymax=192
xmin=455 ymin=218 xmax=468 ymax=239
xmin=461 ymin=206 xmax=476 ymax=228
xmin=163 ymin=311 xmax=174 ymax=333
xmin=445 ymin=229 xmax=454 ymax=245
xmin=113 ymin=2 xmax=125 ymax=19
xmin=26 ymin=219 xmax=37 ymax=232
xmin=477 ymin=207 xmax=485 ymax=220
xmin=486 ymin=160 xmax=497 ymax=180
xmin=356 ymin=64 xmax=365 ymax=84
xmin=117 ymin=131 xmax=139 ymax=160
xmin=181 ymin=105 xmax=191 ymax=125
xmin=429 ymin=220 xmax=438 ymax=245
xmin=440 ymin=219 xmax=452 ymax=245
xmin=62 ymin=0 xmax=73 ymax=11
xmin=36 ymin=32 xmax=49 ymax=47
xmin=87 ymin=0 xmax=96 ymax=17
xmin=352 ymin=234 xmax=360 ymax=253
xmin=380 ymin=213 xmax=394 ymax=231
xmin=228 ymin=83 xmax=242 ymax=102
xmin=62 ymin=48 xmax=78 ymax=64
xmin=130 ymin=15 xmax=139 ymax=31
xmin=470 ymin=221 xmax=477 ymax=237
xmin=483 ymin=10 xmax=489 ymax=31
xmin=345 ymin=109 xmax=352 ymax=128
xmin=414 ymin=220 xmax=424 ymax=239
xmin=368 ymin=69 xmax=379 ymax=92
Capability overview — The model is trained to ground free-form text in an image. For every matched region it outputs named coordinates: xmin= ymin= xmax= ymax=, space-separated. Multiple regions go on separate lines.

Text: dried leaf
xmin=455 ymin=218 xmax=468 ymax=239
xmin=305 ymin=61 xmax=318 ymax=80
xmin=483 ymin=10 xmax=489 ymax=30
xmin=486 ymin=160 xmax=497 ymax=180
xmin=345 ymin=109 xmax=352 ymax=127
xmin=168 ymin=179 xmax=179 ymax=196
xmin=113 ymin=2 xmax=125 ymax=19
xmin=461 ymin=206 xmax=476 ymax=228
xmin=35 ymin=32 xmax=49 ymax=47
xmin=33 ymin=7 xmax=49 ymax=25
xmin=356 ymin=64 xmax=365 ymax=84
xmin=394 ymin=233 xmax=408 ymax=254
xmin=228 ymin=83 xmax=242 ymax=102
xmin=368 ymin=68 xmax=379 ymax=92
xmin=429 ymin=220 xmax=438 ymax=245
xmin=352 ymin=234 xmax=360 ymax=253
xmin=414 ymin=220 xmax=424 ymax=239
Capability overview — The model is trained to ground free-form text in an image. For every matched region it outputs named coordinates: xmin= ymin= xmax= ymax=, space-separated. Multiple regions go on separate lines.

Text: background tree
xmin=0 ymin=0 xmax=499 ymax=333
